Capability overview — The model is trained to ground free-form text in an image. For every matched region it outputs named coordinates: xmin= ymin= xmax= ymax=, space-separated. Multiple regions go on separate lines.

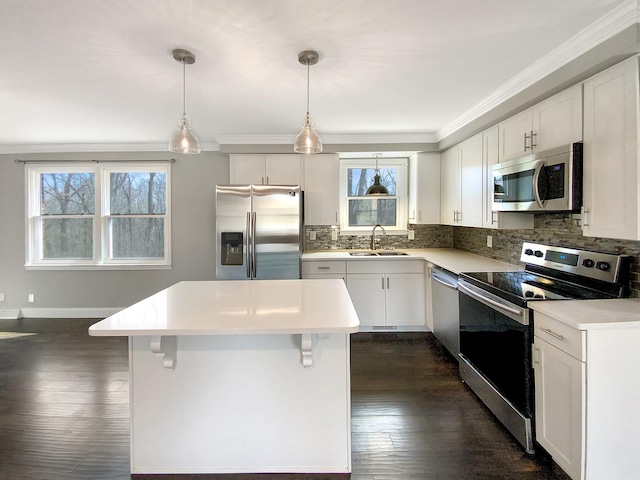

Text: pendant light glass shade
xmin=169 ymin=114 xmax=201 ymax=154
xmin=169 ymin=49 xmax=201 ymax=154
xmin=366 ymin=154 xmax=389 ymax=195
xmin=294 ymin=50 xmax=323 ymax=154
xmin=294 ymin=113 xmax=323 ymax=154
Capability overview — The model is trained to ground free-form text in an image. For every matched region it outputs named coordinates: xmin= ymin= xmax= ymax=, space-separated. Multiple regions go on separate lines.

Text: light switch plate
xmin=0 ymin=293 xmax=5 ymax=302
xmin=331 ymin=230 xmax=338 ymax=241
xmin=487 ymin=235 xmax=493 ymax=248
xmin=309 ymin=230 xmax=316 ymax=240
xmin=28 ymin=293 xmax=35 ymax=303
xmin=408 ymin=230 xmax=415 ymax=240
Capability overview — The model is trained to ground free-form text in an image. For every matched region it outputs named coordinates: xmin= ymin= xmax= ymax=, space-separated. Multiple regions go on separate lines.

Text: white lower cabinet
xmin=533 ymin=310 xmax=640 ymax=480
xmin=346 ymin=260 xmax=425 ymax=331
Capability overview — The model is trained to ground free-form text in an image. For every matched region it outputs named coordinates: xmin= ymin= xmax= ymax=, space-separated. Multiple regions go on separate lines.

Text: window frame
xmin=25 ymin=162 xmax=171 ymax=270
xmin=339 ymin=158 xmax=408 ymax=234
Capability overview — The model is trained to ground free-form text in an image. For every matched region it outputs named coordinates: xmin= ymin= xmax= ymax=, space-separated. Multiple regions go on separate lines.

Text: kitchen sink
xmin=348 ymin=251 xmax=408 ymax=256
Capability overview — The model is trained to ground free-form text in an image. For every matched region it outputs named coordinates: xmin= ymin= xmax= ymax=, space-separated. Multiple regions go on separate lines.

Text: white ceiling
xmin=0 ymin=0 xmax=635 ymax=153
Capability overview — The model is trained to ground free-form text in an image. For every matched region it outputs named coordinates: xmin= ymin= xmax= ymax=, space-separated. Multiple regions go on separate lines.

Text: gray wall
xmin=0 ymin=151 xmax=229 ymax=311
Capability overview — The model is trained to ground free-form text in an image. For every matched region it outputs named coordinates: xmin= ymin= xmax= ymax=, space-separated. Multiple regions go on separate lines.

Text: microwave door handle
xmin=532 ymin=160 xmax=546 ymax=209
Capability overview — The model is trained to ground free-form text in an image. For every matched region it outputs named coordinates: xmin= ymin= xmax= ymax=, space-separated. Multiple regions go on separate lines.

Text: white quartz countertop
xmin=302 ymin=248 xmax=522 ymax=275
xmin=89 ymin=279 xmax=360 ymax=336
xmin=531 ymin=298 xmax=640 ymax=330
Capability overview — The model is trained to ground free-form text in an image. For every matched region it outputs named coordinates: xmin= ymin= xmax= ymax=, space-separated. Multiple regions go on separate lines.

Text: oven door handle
xmin=532 ymin=160 xmax=546 ymax=209
xmin=458 ymin=280 xmax=528 ymax=325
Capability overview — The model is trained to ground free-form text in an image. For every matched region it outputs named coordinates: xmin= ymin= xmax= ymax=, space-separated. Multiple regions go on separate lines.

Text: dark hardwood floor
xmin=0 ymin=319 xmax=570 ymax=480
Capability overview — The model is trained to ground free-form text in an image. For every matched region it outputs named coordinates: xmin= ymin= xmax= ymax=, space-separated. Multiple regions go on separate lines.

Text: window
xmin=26 ymin=163 xmax=171 ymax=268
xmin=339 ymin=158 xmax=408 ymax=233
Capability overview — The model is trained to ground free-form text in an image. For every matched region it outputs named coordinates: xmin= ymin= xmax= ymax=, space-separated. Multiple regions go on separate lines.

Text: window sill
xmin=25 ymin=264 xmax=172 ymax=271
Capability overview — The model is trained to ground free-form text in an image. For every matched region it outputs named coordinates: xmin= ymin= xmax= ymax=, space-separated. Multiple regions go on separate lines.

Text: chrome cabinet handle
xmin=491 ymin=211 xmax=497 ymax=225
xmin=317 ymin=266 xmax=330 ymax=270
xmin=524 ymin=132 xmax=530 ymax=152
xmin=387 ymin=277 xmax=390 ymax=289
xmin=540 ymin=327 xmax=564 ymax=341
xmin=533 ymin=347 xmax=540 ymax=366
xmin=530 ymin=131 xmax=537 ymax=149
xmin=381 ymin=277 xmax=385 ymax=289
xmin=582 ymin=207 xmax=590 ymax=227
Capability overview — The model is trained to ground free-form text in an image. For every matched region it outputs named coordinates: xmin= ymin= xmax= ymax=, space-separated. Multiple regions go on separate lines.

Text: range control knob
xmin=524 ymin=248 xmax=534 ymax=256
xmin=582 ymin=259 xmax=595 ymax=268
xmin=534 ymin=250 xmax=544 ymax=258
xmin=596 ymin=261 xmax=611 ymax=272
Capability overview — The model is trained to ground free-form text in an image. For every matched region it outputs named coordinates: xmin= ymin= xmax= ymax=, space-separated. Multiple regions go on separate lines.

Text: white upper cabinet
xmin=230 ymin=154 xmax=302 ymax=185
xmin=441 ymin=134 xmax=483 ymax=227
xmin=303 ymin=154 xmax=339 ymax=225
xmin=408 ymin=152 xmax=440 ymax=224
xmin=582 ymin=56 xmax=640 ymax=240
xmin=440 ymin=145 xmax=460 ymax=226
xmin=458 ymin=134 xmax=484 ymax=228
xmin=498 ymin=84 xmax=583 ymax=162
xmin=482 ymin=126 xmax=534 ymax=229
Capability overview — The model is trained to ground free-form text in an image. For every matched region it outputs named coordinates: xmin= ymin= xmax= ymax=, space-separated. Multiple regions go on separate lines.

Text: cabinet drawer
xmin=534 ymin=312 xmax=585 ymax=361
xmin=347 ymin=259 xmax=424 ymax=274
xmin=302 ymin=261 xmax=346 ymax=275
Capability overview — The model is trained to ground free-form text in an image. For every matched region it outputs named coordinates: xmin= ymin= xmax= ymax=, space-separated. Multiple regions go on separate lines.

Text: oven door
xmin=457 ymin=279 xmax=535 ymax=453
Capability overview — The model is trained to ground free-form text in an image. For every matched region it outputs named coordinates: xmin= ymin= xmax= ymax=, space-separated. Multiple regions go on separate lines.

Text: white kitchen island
xmin=89 ymin=279 xmax=359 ymax=475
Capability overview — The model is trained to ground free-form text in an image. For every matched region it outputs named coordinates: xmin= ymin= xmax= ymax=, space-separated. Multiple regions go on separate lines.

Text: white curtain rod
xmin=14 ymin=158 xmax=176 ymax=164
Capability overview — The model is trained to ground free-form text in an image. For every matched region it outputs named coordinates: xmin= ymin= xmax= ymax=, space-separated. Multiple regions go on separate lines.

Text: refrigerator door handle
xmin=246 ymin=212 xmax=251 ymax=278
xmin=251 ymin=211 xmax=257 ymax=278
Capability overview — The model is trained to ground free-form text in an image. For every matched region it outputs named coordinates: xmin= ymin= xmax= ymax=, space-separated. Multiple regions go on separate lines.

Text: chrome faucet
xmin=371 ymin=224 xmax=386 ymax=250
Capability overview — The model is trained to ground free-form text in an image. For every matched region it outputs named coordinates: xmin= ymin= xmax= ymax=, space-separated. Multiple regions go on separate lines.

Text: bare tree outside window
xmin=109 ymin=172 xmax=166 ymax=259
xmin=41 ymin=173 xmax=94 ymax=259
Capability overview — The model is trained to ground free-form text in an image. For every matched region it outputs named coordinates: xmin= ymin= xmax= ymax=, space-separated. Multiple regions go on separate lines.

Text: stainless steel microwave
xmin=492 ymin=143 xmax=583 ymax=212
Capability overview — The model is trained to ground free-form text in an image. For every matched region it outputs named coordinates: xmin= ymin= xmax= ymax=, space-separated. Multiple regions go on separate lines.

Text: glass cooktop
xmin=460 ymin=270 xmax=616 ymax=304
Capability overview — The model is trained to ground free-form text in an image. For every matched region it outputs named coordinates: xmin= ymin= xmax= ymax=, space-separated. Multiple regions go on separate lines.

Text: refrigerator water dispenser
xmin=220 ymin=232 xmax=243 ymax=265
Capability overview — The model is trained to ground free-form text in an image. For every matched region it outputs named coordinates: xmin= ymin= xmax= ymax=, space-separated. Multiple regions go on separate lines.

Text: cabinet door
xmin=534 ymin=338 xmax=585 ymax=480
xmin=425 ymin=264 xmax=434 ymax=331
xmin=408 ymin=152 xmax=440 ymax=224
xmin=304 ymin=154 xmax=339 ymax=225
xmin=265 ymin=155 xmax=302 ymax=185
xmin=498 ymin=109 xmax=532 ymax=162
xmin=385 ymin=273 xmax=425 ymax=327
xmin=229 ymin=155 xmax=266 ymax=184
xmin=582 ymin=57 xmax=639 ymax=240
xmin=532 ymin=84 xmax=583 ymax=153
xmin=346 ymin=274 xmax=386 ymax=327
xmin=440 ymin=146 xmax=460 ymax=226
xmin=459 ymin=134 xmax=483 ymax=227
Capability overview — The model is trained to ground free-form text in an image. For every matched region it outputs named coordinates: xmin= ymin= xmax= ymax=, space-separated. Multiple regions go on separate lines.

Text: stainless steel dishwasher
xmin=430 ymin=265 xmax=459 ymax=359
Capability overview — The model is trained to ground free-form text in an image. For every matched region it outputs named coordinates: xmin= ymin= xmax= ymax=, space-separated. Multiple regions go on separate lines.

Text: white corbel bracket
xmin=300 ymin=333 xmax=313 ymax=368
xmin=150 ymin=335 xmax=177 ymax=369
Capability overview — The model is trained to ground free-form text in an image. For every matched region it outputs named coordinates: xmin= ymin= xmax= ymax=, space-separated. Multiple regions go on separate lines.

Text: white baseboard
xmin=0 ymin=309 xmax=21 ymax=320
xmin=17 ymin=307 xmax=123 ymax=319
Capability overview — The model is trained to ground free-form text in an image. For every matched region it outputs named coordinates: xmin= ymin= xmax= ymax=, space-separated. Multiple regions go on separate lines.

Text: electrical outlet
xmin=408 ymin=230 xmax=415 ymax=240
xmin=0 ymin=293 xmax=5 ymax=302
xmin=28 ymin=293 xmax=35 ymax=303
xmin=331 ymin=229 xmax=338 ymax=241
xmin=309 ymin=230 xmax=317 ymax=240
xmin=486 ymin=235 xmax=493 ymax=248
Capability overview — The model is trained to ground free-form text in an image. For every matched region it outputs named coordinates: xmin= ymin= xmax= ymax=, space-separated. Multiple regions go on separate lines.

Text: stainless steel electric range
xmin=457 ymin=242 xmax=631 ymax=453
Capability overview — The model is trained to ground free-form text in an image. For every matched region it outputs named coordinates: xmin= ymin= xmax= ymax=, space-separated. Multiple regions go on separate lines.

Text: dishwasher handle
xmin=431 ymin=267 xmax=458 ymax=290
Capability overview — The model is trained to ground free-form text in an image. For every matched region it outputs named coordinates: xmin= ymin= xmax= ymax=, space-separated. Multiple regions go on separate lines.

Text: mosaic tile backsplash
xmin=305 ymin=213 xmax=639 ymax=297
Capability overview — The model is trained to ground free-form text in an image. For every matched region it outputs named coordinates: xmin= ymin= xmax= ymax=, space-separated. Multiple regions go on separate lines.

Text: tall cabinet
xmin=582 ymin=56 xmax=640 ymax=240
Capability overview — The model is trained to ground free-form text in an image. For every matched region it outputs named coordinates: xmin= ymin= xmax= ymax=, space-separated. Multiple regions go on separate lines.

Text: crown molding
xmin=215 ymin=132 xmax=438 ymax=145
xmin=0 ymin=142 xmax=221 ymax=154
xmin=436 ymin=0 xmax=640 ymax=141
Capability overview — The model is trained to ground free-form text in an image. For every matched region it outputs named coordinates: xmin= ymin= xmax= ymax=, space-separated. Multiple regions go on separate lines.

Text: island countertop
xmin=89 ymin=279 xmax=359 ymax=336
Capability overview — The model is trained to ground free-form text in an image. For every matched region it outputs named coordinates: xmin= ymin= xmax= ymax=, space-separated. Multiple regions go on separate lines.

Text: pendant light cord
xmin=306 ymin=61 xmax=310 ymax=116
xmin=182 ymin=60 xmax=187 ymax=116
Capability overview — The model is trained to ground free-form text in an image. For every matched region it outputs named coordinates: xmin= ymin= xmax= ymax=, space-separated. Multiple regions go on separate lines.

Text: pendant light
xmin=366 ymin=154 xmax=389 ymax=195
xmin=294 ymin=50 xmax=323 ymax=154
xmin=169 ymin=48 xmax=201 ymax=154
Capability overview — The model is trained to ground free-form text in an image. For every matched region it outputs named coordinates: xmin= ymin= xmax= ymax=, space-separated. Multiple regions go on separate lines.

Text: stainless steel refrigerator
xmin=216 ymin=184 xmax=302 ymax=280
